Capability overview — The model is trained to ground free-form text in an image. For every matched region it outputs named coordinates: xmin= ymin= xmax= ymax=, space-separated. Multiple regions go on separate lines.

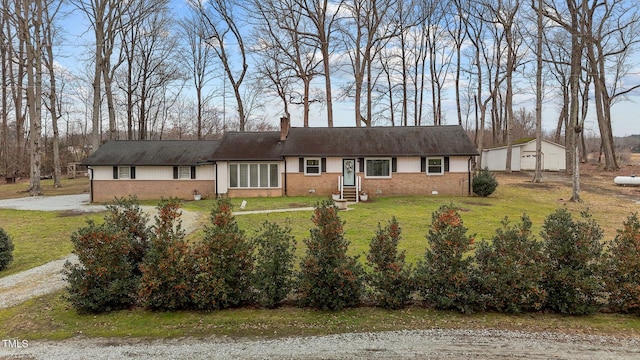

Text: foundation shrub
xmin=472 ymin=169 xmax=498 ymax=197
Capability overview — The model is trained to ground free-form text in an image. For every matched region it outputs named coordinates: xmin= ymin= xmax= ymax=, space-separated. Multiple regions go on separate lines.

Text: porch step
xmin=342 ymin=186 xmax=358 ymax=202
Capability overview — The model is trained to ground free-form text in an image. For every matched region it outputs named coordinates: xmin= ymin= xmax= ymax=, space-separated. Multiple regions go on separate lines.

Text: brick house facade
xmin=83 ymin=120 xmax=479 ymax=202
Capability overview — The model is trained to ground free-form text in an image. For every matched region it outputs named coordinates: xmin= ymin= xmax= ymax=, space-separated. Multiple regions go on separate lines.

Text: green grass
xmin=0 ymin=209 xmax=103 ymax=277
xmin=2 ymin=291 xmax=640 ymax=340
xmin=2 ymin=173 xmax=640 ymax=340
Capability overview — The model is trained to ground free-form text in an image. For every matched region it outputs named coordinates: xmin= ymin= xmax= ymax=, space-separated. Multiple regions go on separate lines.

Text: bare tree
xmin=293 ymin=0 xmax=343 ymax=127
xmin=70 ymin=0 xmax=135 ymax=151
xmin=2 ymin=1 xmax=28 ymax=179
xmin=532 ymin=0 xmax=543 ymax=183
xmin=190 ymin=0 xmax=249 ymax=131
xmin=342 ymin=0 xmax=402 ymax=127
xmin=177 ymin=10 xmax=217 ymax=139
xmin=42 ymin=0 xmax=64 ymax=188
xmin=117 ymin=1 xmax=183 ymax=140
xmin=14 ymin=0 xmax=45 ymax=195
xmin=484 ymin=0 xmax=523 ymax=172
xmin=251 ymin=0 xmax=323 ymax=127
xmin=0 ymin=0 xmax=9 ymax=177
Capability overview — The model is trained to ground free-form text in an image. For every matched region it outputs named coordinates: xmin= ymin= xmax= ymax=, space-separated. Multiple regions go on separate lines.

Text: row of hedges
xmin=65 ymin=197 xmax=640 ymax=315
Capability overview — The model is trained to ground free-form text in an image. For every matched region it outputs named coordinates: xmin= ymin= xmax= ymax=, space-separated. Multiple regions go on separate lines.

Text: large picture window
xmin=365 ymin=158 xmax=391 ymax=178
xmin=229 ymin=163 xmax=279 ymax=188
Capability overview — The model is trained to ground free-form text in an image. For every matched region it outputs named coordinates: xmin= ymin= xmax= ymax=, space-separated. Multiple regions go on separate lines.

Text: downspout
xmin=283 ymin=159 xmax=287 ymax=196
xmin=88 ymin=167 xmax=94 ymax=203
xmin=213 ymin=161 xmax=218 ymax=198
xmin=468 ymin=157 xmax=473 ymax=195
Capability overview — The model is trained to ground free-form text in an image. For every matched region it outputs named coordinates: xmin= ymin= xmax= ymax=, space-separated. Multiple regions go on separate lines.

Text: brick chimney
xmin=280 ymin=116 xmax=290 ymax=141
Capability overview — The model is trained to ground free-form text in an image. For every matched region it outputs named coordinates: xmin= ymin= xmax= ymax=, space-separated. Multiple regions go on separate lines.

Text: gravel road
xmin=2 ymin=195 xmax=640 ymax=359
xmin=1 ymin=329 xmax=639 ymax=359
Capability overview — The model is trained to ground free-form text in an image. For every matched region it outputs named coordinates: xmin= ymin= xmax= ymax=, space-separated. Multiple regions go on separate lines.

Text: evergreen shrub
xmin=0 ymin=227 xmax=14 ymax=271
xmin=475 ymin=215 xmax=547 ymax=313
xmin=541 ymin=208 xmax=605 ymax=315
xmin=366 ymin=217 xmax=414 ymax=309
xmin=472 ymin=168 xmax=498 ymax=197
xmin=297 ymin=200 xmax=363 ymax=310
xmin=417 ymin=204 xmax=478 ymax=313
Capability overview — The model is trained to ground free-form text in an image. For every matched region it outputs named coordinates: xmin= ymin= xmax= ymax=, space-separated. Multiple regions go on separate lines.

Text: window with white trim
xmin=229 ymin=163 xmax=279 ymax=188
xmin=427 ymin=157 xmax=444 ymax=175
xmin=178 ymin=166 xmax=191 ymax=179
xmin=304 ymin=158 xmax=321 ymax=175
xmin=365 ymin=158 xmax=391 ymax=178
xmin=113 ymin=166 xmax=135 ymax=179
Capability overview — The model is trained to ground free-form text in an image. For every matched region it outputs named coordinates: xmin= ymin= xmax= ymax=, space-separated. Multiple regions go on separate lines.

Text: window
xmin=119 ymin=167 xmax=130 ymax=179
xmin=229 ymin=163 xmax=279 ymax=188
xmin=305 ymin=158 xmax=321 ymax=175
xmin=173 ymin=166 xmax=196 ymax=179
xmin=113 ymin=166 xmax=135 ymax=179
xmin=179 ymin=166 xmax=190 ymax=179
xmin=365 ymin=158 xmax=391 ymax=178
xmin=427 ymin=157 xmax=444 ymax=175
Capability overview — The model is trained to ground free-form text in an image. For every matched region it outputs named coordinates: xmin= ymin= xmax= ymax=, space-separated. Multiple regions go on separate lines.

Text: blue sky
xmin=54 ymin=0 xmax=640 ymax=137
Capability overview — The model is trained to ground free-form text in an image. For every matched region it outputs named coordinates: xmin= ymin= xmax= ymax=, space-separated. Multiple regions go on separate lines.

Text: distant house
xmin=82 ymin=120 xmax=479 ymax=202
xmin=480 ymin=138 xmax=566 ymax=172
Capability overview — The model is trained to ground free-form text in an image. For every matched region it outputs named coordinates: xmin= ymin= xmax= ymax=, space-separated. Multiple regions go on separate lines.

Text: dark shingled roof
xmin=81 ymin=140 xmax=219 ymax=166
xmin=281 ymin=125 xmax=478 ymax=157
xmin=213 ymin=131 xmax=285 ymax=160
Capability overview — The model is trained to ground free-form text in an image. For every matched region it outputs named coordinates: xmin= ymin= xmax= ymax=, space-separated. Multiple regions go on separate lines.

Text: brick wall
xmin=285 ymin=172 xmax=471 ymax=197
xmin=91 ymin=180 xmax=215 ymax=202
xmin=227 ymin=188 xmax=285 ymax=198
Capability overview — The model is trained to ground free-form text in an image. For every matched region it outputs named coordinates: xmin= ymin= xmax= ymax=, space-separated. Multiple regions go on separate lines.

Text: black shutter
xmin=444 ymin=157 xmax=450 ymax=172
xmin=191 ymin=166 xmax=196 ymax=179
xmin=321 ymin=158 xmax=327 ymax=172
xmin=420 ymin=157 xmax=426 ymax=172
xmin=113 ymin=166 xmax=118 ymax=179
xmin=173 ymin=166 xmax=179 ymax=179
xmin=130 ymin=167 xmax=136 ymax=179
xmin=299 ymin=158 xmax=304 ymax=172
xmin=392 ymin=158 xmax=397 ymax=173
xmin=358 ymin=158 xmax=365 ymax=172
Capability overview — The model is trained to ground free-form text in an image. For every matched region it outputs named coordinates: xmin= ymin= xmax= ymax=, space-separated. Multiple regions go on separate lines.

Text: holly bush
xmin=190 ymin=197 xmax=254 ymax=310
xmin=366 ymin=217 xmax=414 ymax=309
xmin=251 ymin=221 xmax=297 ymax=308
xmin=297 ymin=200 xmax=363 ymax=310
xmin=541 ymin=208 xmax=605 ymax=315
xmin=475 ymin=215 xmax=547 ymax=313
xmin=138 ymin=199 xmax=192 ymax=310
xmin=603 ymin=213 xmax=640 ymax=314
xmin=417 ymin=204 xmax=478 ymax=313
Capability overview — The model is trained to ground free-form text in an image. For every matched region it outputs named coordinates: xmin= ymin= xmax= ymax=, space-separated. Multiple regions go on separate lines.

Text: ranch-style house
xmin=82 ymin=119 xmax=479 ymax=203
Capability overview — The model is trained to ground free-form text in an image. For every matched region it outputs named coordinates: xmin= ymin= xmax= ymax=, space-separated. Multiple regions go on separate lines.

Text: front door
xmin=343 ymin=159 xmax=356 ymax=186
